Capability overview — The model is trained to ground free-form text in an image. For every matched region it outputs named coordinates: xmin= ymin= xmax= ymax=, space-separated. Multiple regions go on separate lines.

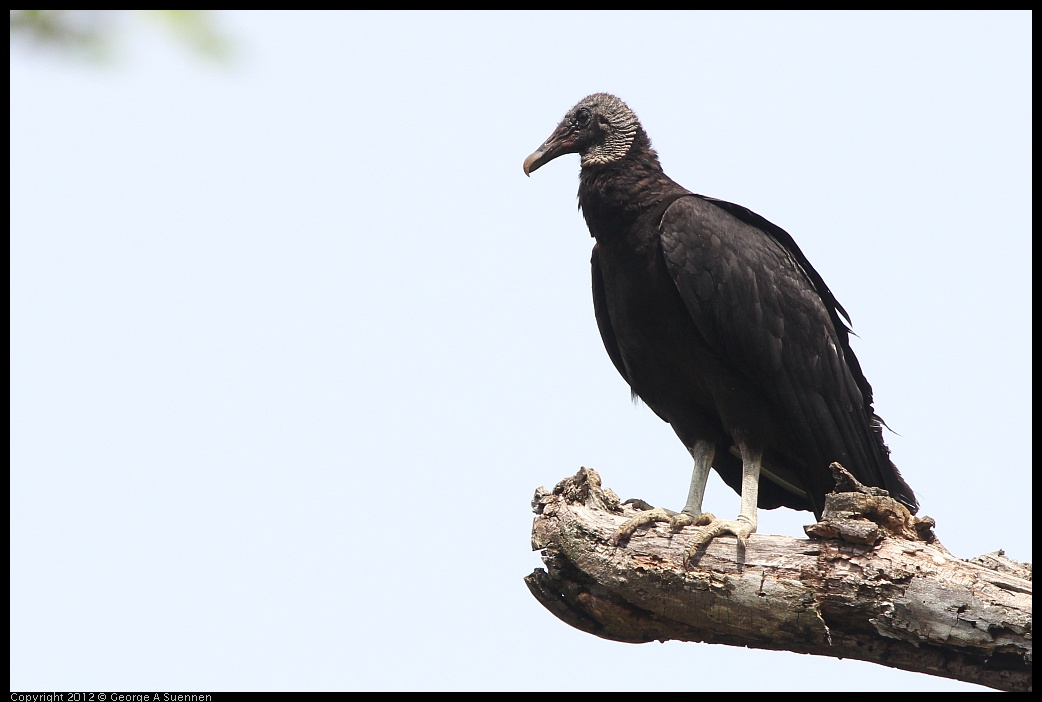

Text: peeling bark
xmin=527 ymin=467 xmax=1031 ymax=692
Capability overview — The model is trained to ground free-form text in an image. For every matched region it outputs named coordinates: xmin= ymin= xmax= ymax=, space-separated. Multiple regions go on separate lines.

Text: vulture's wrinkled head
xmin=523 ymin=93 xmax=641 ymax=175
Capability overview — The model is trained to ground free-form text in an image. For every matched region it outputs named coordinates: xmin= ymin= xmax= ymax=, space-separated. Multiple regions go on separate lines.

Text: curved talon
xmin=611 ymin=507 xmax=716 ymax=546
xmin=682 ymin=517 xmax=757 ymax=562
xmin=610 ymin=507 xmax=674 ymax=545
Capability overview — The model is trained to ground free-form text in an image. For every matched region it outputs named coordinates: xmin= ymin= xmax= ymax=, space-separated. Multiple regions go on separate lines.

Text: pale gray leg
xmin=680 ymin=439 xmax=714 ymax=517
xmin=610 ymin=439 xmax=716 ymax=545
xmin=684 ymin=444 xmax=760 ymax=558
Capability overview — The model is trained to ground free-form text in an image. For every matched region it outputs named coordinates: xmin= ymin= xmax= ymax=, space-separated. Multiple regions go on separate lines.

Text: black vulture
xmin=523 ymin=93 xmax=917 ymax=556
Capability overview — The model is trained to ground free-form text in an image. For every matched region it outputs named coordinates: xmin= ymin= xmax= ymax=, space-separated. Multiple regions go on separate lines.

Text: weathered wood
xmin=527 ymin=467 xmax=1031 ymax=692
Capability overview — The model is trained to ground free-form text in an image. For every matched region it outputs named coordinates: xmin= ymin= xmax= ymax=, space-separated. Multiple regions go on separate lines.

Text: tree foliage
xmin=10 ymin=10 xmax=229 ymax=61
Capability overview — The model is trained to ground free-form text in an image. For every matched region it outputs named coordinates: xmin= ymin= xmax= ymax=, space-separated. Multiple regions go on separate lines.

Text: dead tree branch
xmin=526 ymin=467 xmax=1031 ymax=691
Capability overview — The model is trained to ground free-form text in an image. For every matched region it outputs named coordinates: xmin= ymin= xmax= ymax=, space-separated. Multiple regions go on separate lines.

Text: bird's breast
xmin=593 ymin=235 xmax=715 ymax=410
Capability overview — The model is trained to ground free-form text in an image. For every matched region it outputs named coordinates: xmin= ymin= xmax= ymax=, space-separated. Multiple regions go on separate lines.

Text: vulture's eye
xmin=575 ymin=108 xmax=591 ymax=128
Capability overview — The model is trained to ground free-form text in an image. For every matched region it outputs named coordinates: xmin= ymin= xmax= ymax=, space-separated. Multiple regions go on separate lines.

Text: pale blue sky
xmin=11 ymin=11 xmax=1030 ymax=691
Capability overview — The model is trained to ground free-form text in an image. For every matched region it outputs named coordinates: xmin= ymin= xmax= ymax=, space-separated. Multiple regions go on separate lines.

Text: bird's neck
xmin=578 ymin=134 xmax=686 ymax=240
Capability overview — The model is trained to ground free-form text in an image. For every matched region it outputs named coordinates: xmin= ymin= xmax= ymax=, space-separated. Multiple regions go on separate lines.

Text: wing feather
xmin=657 ymin=195 xmax=911 ymax=511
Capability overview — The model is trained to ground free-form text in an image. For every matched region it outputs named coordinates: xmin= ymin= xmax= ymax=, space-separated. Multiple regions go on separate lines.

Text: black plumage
xmin=524 ymin=93 xmax=916 ymax=548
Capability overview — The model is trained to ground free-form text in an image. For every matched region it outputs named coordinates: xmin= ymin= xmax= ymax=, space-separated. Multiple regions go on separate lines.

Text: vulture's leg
xmin=609 ymin=439 xmax=716 ymax=545
xmin=683 ymin=445 xmax=760 ymax=559
xmin=680 ymin=439 xmax=715 ymax=519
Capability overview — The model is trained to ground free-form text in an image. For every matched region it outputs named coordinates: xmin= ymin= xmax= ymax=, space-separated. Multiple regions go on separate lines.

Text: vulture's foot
xmin=609 ymin=506 xmax=715 ymax=546
xmin=683 ymin=516 xmax=756 ymax=561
